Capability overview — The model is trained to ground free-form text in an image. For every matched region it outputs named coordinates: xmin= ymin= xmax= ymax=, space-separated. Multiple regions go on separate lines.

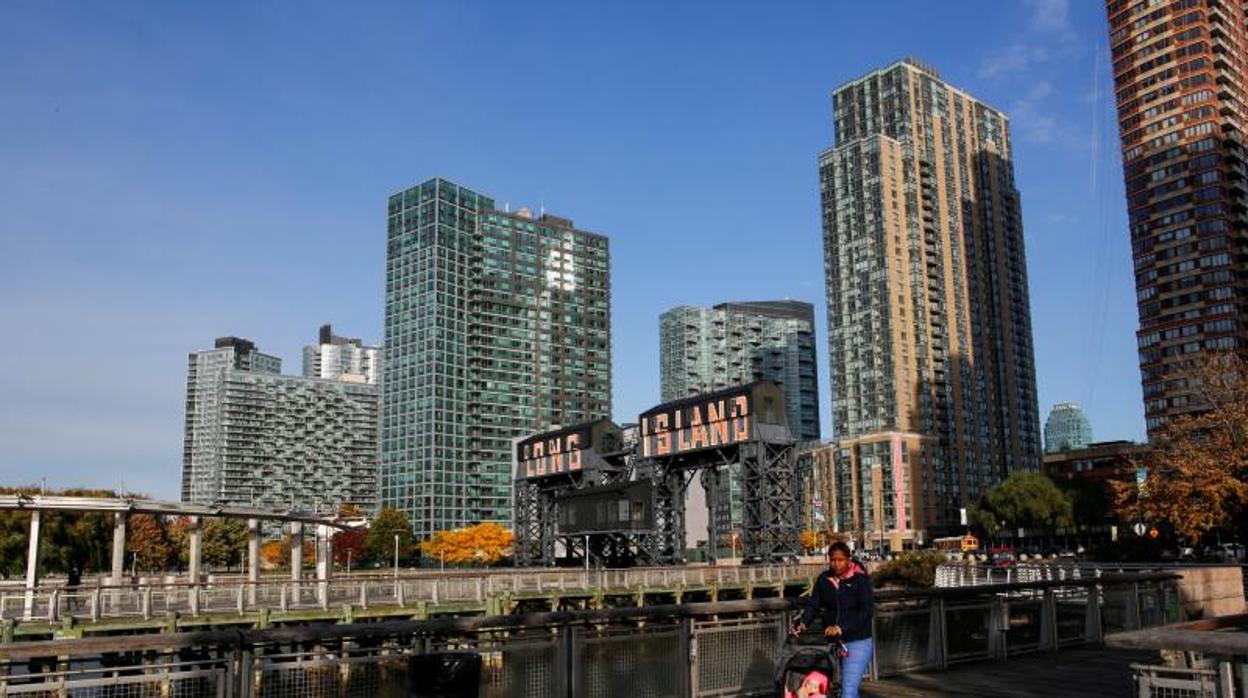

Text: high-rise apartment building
xmin=659 ymin=301 xmax=820 ymax=548
xmin=820 ymin=59 xmax=1041 ymax=548
xmin=1044 ymin=402 xmax=1094 ymax=453
xmin=181 ymin=337 xmax=380 ymax=512
xmin=660 ymin=301 xmax=820 ymax=440
xmin=1106 ymin=0 xmax=1248 ymax=436
xmin=303 ymin=324 xmax=382 ymax=384
xmin=382 ymin=178 xmax=611 ymax=539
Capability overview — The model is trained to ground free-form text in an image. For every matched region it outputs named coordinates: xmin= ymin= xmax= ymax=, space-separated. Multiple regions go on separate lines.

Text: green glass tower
xmin=382 ymin=178 xmax=611 ymax=540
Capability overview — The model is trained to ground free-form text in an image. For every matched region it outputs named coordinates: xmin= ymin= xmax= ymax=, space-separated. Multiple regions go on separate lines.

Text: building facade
xmin=820 ymin=59 xmax=1042 ymax=549
xmin=1043 ymin=440 xmax=1148 ymax=485
xmin=1044 ymin=402 xmax=1094 ymax=453
xmin=181 ymin=337 xmax=380 ymax=512
xmin=382 ymin=178 xmax=611 ymax=540
xmin=659 ymin=301 xmax=820 ymax=551
xmin=303 ymin=324 xmax=381 ymax=385
xmin=1106 ymin=0 xmax=1248 ymax=436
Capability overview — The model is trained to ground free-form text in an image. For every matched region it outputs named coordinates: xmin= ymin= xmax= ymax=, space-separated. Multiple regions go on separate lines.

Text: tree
xmin=420 ymin=522 xmax=514 ymax=565
xmin=126 ymin=513 xmax=174 ymax=572
xmin=332 ymin=527 xmax=367 ymax=567
xmin=1113 ymin=353 xmax=1248 ymax=543
xmin=871 ymin=550 xmax=947 ymax=588
xmin=260 ymin=540 xmax=287 ymax=570
xmin=365 ymin=508 xmax=415 ymax=565
xmin=969 ymin=472 xmax=1073 ymax=536
xmin=201 ymin=518 xmax=249 ymax=569
xmin=798 ymin=530 xmax=819 ymax=554
xmin=1055 ymin=477 xmax=1112 ymax=529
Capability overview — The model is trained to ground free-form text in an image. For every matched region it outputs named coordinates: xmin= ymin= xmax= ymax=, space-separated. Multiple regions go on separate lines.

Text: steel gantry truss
xmin=513 ymin=382 xmax=802 ymax=566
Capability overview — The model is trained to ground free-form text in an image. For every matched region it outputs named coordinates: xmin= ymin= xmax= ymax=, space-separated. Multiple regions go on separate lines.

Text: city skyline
xmin=1 ymin=1 xmax=1144 ymax=500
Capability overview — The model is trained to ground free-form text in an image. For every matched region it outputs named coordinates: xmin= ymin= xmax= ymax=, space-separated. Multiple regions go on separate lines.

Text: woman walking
xmin=791 ymin=542 xmax=875 ymax=698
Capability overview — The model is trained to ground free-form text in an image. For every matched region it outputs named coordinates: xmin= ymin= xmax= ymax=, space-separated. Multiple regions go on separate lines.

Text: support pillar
xmin=187 ymin=516 xmax=202 ymax=616
xmin=290 ymin=522 xmax=304 ymax=605
xmin=110 ymin=512 xmax=127 ymax=586
xmin=247 ymin=518 xmax=260 ymax=607
xmin=316 ymin=524 xmax=331 ymax=609
xmin=23 ymin=510 xmax=41 ymax=620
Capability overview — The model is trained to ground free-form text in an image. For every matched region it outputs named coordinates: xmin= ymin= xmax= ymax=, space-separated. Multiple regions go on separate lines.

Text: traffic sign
xmin=1149 ymin=528 xmax=1160 ymax=539
xmin=1132 ymin=522 xmax=1147 ymax=536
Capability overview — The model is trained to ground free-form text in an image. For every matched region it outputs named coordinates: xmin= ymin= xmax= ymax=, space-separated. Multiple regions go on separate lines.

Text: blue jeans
xmin=840 ymin=637 xmax=874 ymax=698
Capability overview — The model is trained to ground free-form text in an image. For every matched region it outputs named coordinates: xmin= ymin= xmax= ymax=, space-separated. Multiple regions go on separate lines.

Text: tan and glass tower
xmin=820 ymin=59 xmax=1042 ymax=549
xmin=1106 ymin=0 xmax=1248 ymax=436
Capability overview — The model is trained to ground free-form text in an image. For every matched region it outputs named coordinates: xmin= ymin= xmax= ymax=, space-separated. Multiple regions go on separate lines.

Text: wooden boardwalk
xmin=864 ymin=647 xmax=1158 ymax=697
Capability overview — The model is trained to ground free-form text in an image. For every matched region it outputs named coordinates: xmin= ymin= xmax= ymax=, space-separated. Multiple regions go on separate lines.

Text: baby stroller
xmin=775 ymin=629 xmax=844 ymax=698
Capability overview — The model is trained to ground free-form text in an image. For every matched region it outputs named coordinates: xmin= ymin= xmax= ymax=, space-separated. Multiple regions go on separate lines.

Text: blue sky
xmin=0 ymin=0 xmax=1141 ymax=499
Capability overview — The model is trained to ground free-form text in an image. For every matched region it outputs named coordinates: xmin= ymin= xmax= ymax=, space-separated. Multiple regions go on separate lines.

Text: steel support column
xmin=110 ymin=512 xmax=127 ymax=585
xmin=187 ymin=515 xmax=202 ymax=616
xmin=23 ymin=510 xmax=41 ymax=620
xmin=247 ymin=518 xmax=260 ymax=606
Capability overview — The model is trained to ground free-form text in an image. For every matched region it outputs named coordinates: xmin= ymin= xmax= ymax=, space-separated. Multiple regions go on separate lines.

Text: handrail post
xmin=1041 ymin=589 xmax=1057 ymax=651
xmin=1086 ymin=581 xmax=1103 ymax=644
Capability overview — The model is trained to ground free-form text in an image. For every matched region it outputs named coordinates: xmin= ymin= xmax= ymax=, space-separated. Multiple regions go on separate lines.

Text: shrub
xmin=870 ymin=550 xmax=948 ymax=588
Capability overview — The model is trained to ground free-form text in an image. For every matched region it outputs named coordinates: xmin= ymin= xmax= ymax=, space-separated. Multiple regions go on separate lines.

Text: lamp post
xmin=731 ymin=532 xmax=738 ymax=562
xmin=346 ymin=550 xmax=351 ymax=576
xmin=439 ymin=549 xmax=444 ymax=572
xmin=393 ymin=534 xmax=399 ymax=579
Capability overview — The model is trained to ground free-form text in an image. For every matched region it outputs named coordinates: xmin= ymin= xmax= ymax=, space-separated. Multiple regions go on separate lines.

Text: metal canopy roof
xmin=0 ymin=495 xmax=352 ymax=528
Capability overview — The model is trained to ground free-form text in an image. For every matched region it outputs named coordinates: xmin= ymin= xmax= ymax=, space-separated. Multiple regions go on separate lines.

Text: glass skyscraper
xmin=382 ymin=178 xmax=611 ymax=540
xmin=659 ymin=300 xmax=820 ymax=551
xmin=1044 ymin=402 xmax=1094 ymax=453
xmin=821 ymin=59 xmax=1041 ymax=548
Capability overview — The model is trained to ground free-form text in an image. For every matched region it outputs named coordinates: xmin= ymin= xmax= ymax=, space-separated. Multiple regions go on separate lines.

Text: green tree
xmin=1055 ymin=477 xmax=1112 ymax=529
xmin=365 ymin=507 xmax=414 ymax=565
xmin=971 ymin=472 xmax=1073 ymax=535
xmin=202 ymin=518 xmax=249 ymax=569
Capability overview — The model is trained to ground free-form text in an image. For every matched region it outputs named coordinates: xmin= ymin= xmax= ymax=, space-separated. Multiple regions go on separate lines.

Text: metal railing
xmin=0 ymin=563 xmax=825 ymax=624
xmin=0 ymin=572 xmax=1180 ymax=697
xmin=1108 ymin=613 xmax=1248 ymax=697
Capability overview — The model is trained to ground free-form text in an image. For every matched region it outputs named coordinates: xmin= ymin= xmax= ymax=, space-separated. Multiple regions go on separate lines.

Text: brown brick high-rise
xmin=1106 ymin=0 xmax=1248 ymax=436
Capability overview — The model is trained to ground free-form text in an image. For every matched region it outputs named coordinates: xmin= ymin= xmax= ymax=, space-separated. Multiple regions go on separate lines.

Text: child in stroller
xmin=776 ymin=623 xmax=846 ymax=698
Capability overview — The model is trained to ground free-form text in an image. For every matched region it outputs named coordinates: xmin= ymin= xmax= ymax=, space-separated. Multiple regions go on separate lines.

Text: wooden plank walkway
xmin=864 ymin=647 xmax=1158 ymax=697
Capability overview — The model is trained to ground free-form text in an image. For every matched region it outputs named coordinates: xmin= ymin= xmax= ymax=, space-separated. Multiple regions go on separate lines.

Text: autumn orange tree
xmin=798 ymin=530 xmax=819 ymax=554
xmin=1114 ymin=352 xmax=1248 ymax=543
xmin=126 ymin=513 xmax=174 ymax=571
xmin=420 ymin=522 xmax=514 ymax=565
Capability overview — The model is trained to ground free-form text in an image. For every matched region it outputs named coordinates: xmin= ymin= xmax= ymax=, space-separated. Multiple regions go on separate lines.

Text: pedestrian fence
xmin=0 ymin=564 xmax=826 ymax=624
xmin=0 ymin=572 xmax=1181 ymax=697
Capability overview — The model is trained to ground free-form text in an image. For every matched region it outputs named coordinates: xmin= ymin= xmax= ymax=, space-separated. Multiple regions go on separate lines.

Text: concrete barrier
xmin=1170 ymin=565 xmax=1246 ymax=619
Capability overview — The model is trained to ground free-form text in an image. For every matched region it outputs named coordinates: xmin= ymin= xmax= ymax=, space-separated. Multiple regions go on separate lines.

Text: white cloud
xmin=979 ymin=44 xmax=1051 ymax=80
xmin=1025 ymin=0 xmax=1076 ymax=39
xmin=1010 ymin=81 xmax=1059 ymax=144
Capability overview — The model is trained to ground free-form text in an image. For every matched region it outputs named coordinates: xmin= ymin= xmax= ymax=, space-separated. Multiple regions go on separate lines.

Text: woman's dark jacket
xmin=798 ymin=562 xmax=874 ymax=642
